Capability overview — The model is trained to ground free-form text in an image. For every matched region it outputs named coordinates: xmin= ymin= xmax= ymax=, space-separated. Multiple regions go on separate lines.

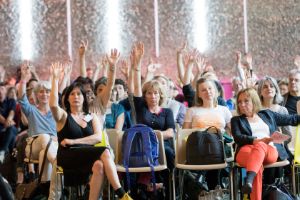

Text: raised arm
xmin=18 ymin=63 xmax=31 ymax=100
xmin=192 ymin=54 xmax=206 ymax=89
xmin=235 ymin=51 xmax=246 ymax=84
xmin=177 ymin=41 xmax=187 ymax=83
xmin=182 ymin=51 xmax=195 ymax=86
xmin=59 ymin=61 xmax=73 ymax=93
xmin=49 ymin=62 xmax=67 ymax=127
xmin=79 ymin=40 xmax=88 ymax=78
xmin=0 ymin=65 xmax=6 ymax=82
xmin=132 ymin=42 xmax=144 ymax=97
xmin=144 ymin=59 xmax=159 ymax=83
xmin=92 ymin=58 xmax=103 ymax=83
xmin=120 ymin=59 xmax=134 ymax=94
xmin=99 ymin=49 xmax=120 ymax=108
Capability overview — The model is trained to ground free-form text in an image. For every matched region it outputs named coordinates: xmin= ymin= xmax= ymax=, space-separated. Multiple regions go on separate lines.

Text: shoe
xmin=28 ymin=172 xmax=36 ymax=182
xmin=241 ymin=182 xmax=252 ymax=194
xmin=120 ymin=192 xmax=133 ymax=200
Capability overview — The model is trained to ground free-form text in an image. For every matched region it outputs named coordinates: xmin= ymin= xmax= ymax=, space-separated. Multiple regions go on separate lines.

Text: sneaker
xmin=120 ymin=192 xmax=133 ymax=200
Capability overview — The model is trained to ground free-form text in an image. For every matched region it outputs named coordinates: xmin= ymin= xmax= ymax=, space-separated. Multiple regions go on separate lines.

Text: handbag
xmin=15 ymin=137 xmax=52 ymax=200
xmin=262 ymin=179 xmax=295 ymax=200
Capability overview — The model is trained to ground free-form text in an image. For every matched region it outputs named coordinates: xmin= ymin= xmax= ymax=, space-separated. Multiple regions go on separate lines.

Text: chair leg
xmin=229 ymin=166 xmax=235 ymax=200
xmin=178 ymin=169 xmax=184 ymax=200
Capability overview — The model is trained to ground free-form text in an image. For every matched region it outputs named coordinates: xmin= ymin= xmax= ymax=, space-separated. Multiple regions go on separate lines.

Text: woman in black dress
xmin=49 ymin=52 xmax=132 ymax=200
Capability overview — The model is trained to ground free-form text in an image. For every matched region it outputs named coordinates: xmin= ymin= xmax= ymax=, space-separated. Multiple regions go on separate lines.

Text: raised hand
xmin=195 ymin=56 xmax=206 ymax=73
xmin=20 ymin=62 xmax=32 ymax=82
xmin=79 ymin=40 xmax=88 ymax=56
xmin=134 ymin=42 xmax=144 ymax=67
xmin=178 ymin=41 xmax=188 ymax=54
xmin=51 ymin=62 xmax=64 ymax=80
xmin=63 ymin=61 xmax=73 ymax=76
xmin=120 ymin=59 xmax=129 ymax=78
xmin=147 ymin=58 xmax=159 ymax=73
xmin=235 ymin=51 xmax=242 ymax=63
xmin=294 ymin=55 xmax=300 ymax=68
xmin=106 ymin=48 xmax=120 ymax=68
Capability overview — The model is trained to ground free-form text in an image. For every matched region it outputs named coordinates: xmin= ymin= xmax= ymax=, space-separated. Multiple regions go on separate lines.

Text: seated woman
xmin=17 ymin=64 xmax=57 ymax=184
xmin=49 ymin=58 xmax=131 ymax=200
xmin=183 ymin=77 xmax=232 ymax=190
xmin=130 ymin=42 xmax=175 ymax=198
xmin=231 ymin=88 xmax=300 ymax=200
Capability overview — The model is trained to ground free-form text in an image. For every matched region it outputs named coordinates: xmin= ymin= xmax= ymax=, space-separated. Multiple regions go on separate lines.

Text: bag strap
xmin=140 ymin=130 xmax=157 ymax=192
xmin=38 ymin=138 xmax=52 ymax=183
xmin=28 ymin=136 xmax=39 ymax=163
xmin=123 ymin=129 xmax=138 ymax=189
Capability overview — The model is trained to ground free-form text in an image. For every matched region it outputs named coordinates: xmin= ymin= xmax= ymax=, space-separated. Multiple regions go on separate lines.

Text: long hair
xmin=63 ymin=82 xmax=89 ymax=114
xmin=257 ymin=76 xmax=283 ymax=104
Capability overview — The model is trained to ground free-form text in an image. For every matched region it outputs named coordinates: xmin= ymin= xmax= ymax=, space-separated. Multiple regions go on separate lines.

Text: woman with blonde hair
xmin=231 ymin=88 xmax=300 ymax=200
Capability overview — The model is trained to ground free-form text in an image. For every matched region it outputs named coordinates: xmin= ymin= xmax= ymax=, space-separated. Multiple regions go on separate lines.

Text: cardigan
xmin=231 ymin=109 xmax=300 ymax=160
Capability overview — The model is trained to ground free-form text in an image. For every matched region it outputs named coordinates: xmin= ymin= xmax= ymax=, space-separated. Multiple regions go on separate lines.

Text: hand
xmin=294 ymin=55 xmax=300 ymax=68
xmin=60 ymin=138 xmax=74 ymax=147
xmin=20 ymin=62 xmax=32 ymax=82
xmin=245 ymin=53 xmax=252 ymax=65
xmin=79 ymin=40 xmax=88 ymax=56
xmin=177 ymin=41 xmax=188 ymax=54
xmin=254 ymin=137 xmax=273 ymax=144
xmin=147 ymin=59 xmax=159 ymax=73
xmin=134 ymin=42 xmax=144 ymax=66
xmin=63 ymin=61 xmax=73 ymax=76
xmin=120 ymin=59 xmax=129 ymax=78
xmin=106 ymin=48 xmax=120 ymax=68
xmin=51 ymin=62 xmax=64 ymax=80
xmin=235 ymin=51 xmax=242 ymax=62
xmin=4 ymin=119 xmax=15 ymax=128
xmin=195 ymin=56 xmax=206 ymax=73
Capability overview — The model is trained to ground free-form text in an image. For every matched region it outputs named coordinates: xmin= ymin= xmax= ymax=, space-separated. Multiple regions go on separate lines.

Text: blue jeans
xmin=0 ymin=126 xmax=17 ymax=152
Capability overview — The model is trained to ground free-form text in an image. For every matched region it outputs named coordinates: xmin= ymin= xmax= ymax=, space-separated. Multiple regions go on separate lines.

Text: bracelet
xmin=19 ymin=80 xmax=26 ymax=84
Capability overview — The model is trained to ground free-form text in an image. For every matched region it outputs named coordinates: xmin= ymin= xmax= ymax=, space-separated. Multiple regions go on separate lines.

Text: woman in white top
xmin=183 ymin=77 xmax=232 ymax=190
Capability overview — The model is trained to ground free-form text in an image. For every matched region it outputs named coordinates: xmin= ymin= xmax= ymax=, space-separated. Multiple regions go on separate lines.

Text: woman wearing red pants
xmin=231 ymin=88 xmax=299 ymax=200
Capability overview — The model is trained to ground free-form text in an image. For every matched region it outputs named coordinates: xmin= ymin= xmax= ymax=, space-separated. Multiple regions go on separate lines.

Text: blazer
xmin=231 ymin=109 xmax=300 ymax=160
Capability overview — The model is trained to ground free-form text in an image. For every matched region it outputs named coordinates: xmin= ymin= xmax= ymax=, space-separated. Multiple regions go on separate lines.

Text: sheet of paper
xmin=271 ymin=131 xmax=291 ymax=144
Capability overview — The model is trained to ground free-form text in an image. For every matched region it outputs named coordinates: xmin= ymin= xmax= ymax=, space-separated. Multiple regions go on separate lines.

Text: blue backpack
xmin=122 ymin=124 xmax=159 ymax=188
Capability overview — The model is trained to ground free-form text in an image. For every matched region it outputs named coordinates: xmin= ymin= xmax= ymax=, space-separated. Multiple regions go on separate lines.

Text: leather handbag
xmin=15 ymin=137 xmax=52 ymax=200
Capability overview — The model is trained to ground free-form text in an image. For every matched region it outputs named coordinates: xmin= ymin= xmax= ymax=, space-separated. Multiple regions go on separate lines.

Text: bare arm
xmin=132 ymin=42 xmax=144 ymax=97
xmin=114 ymin=113 xmax=125 ymax=130
xmin=49 ymin=62 xmax=67 ymax=129
xmin=79 ymin=40 xmax=88 ymax=78
xmin=59 ymin=61 xmax=73 ymax=93
xmin=177 ymin=41 xmax=187 ymax=83
xmin=182 ymin=122 xmax=192 ymax=129
xmin=192 ymin=55 xmax=206 ymax=89
xmin=182 ymin=52 xmax=195 ymax=86
xmin=18 ymin=63 xmax=31 ymax=100
xmin=98 ymin=49 xmax=120 ymax=108
xmin=60 ymin=114 xmax=102 ymax=146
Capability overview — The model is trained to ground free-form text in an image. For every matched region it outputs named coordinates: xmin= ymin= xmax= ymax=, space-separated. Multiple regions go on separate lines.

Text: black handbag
xmin=262 ymin=179 xmax=295 ymax=200
xmin=15 ymin=137 xmax=52 ymax=200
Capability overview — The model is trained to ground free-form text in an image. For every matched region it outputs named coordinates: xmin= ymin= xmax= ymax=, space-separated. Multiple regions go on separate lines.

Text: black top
xmin=57 ymin=113 xmax=94 ymax=144
xmin=134 ymin=96 xmax=175 ymax=131
xmin=284 ymin=93 xmax=300 ymax=114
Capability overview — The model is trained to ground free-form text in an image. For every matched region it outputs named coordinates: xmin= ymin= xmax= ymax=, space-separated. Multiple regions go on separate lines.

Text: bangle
xmin=19 ymin=80 xmax=26 ymax=84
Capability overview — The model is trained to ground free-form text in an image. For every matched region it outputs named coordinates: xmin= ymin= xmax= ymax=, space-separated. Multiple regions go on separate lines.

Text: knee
xmin=100 ymin=149 xmax=111 ymax=161
xmin=92 ymin=160 xmax=104 ymax=175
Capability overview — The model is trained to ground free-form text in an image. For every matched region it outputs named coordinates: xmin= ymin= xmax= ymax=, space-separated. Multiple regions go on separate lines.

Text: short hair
xmin=288 ymin=69 xmax=300 ymax=78
xmin=257 ymin=76 xmax=283 ymax=104
xmin=63 ymin=82 xmax=89 ymax=114
xmin=34 ymin=81 xmax=51 ymax=94
xmin=278 ymin=78 xmax=289 ymax=86
xmin=114 ymin=78 xmax=127 ymax=91
xmin=194 ymin=78 xmax=218 ymax=107
xmin=142 ymin=80 xmax=167 ymax=106
xmin=236 ymin=88 xmax=262 ymax=115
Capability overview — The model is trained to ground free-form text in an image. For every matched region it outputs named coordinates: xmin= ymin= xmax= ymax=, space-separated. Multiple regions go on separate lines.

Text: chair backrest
xmin=106 ymin=129 xmax=123 ymax=162
xmin=176 ymin=128 xmax=199 ymax=165
xmin=111 ymin=129 xmax=167 ymax=167
xmin=294 ymin=125 xmax=300 ymax=164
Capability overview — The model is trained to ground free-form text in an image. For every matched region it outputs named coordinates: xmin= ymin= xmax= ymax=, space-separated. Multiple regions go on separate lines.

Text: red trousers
xmin=236 ymin=142 xmax=278 ymax=200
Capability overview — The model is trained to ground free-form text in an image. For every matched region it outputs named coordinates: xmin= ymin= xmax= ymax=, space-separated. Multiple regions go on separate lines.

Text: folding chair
xmin=292 ymin=125 xmax=300 ymax=195
xmin=108 ymin=129 xmax=169 ymax=198
xmin=175 ymin=128 xmax=229 ymax=199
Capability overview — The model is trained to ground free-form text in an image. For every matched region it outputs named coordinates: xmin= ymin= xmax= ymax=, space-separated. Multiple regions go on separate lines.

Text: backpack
xmin=122 ymin=124 xmax=159 ymax=188
xmin=186 ymin=126 xmax=225 ymax=165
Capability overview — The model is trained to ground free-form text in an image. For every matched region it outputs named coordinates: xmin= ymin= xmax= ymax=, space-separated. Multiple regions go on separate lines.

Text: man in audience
xmin=0 ymin=82 xmax=17 ymax=163
xmin=282 ymin=69 xmax=300 ymax=114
